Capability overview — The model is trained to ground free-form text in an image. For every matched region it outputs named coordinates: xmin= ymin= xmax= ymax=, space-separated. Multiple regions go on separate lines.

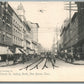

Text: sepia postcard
xmin=0 ymin=0 xmax=84 ymax=82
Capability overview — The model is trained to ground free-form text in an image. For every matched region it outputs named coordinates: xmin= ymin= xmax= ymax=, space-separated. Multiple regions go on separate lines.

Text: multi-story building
xmin=10 ymin=3 xmax=32 ymax=54
xmin=0 ymin=2 xmax=13 ymax=57
xmin=29 ymin=22 xmax=39 ymax=54
xmin=16 ymin=3 xmax=39 ymax=54
xmin=75 ymin=2 xmax=84 ymax=56
xmin=32 ymin=23 xmax=39 ymax=54
xmin=37 ymin=43 xmax=43 ymax=54
xmin=60 ymin=19 xmax=70 ymax=50
xmin=23 ymin=21 xmax=31 ymax=53
xmin=12 ymin=9 xmax=23 ymax=49
xmin=60 ymin=12 xmax=79 ymax=53
xmin=70 ymin=12 xmax=78 ymax=48
xmin=15 ymin=3 xmax=32 ymax=54
xmin=0 ymin=2 xmax=39 ymax=59
xmin=17 ymin=3 xmax=26 ymax=22
xmin=0 ymin=2 xmax=12 ymax=47
xmin=59 ymin=2 xmax=84 ymax=59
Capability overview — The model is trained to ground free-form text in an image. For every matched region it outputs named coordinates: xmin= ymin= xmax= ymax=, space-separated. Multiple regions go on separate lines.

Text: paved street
xmin=0 ymin=57 xmax=84 ymax=69
xmin=0 ymin=57 xmax=84 ymax=82
xmin=1 ymin=1 xmax=84 ymax=82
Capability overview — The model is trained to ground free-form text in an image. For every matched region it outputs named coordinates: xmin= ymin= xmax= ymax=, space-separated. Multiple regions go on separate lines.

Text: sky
xmin=9 ymin=1 xmax=77 ymax=50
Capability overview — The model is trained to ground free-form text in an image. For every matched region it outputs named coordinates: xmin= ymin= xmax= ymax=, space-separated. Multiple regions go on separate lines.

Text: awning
xmin=32 ymin=41 xmax=37 ymax=45
xmin=15 ymin=48 xmax=22 ymax=54
xmin=0 ymin=46 xmax=13 ymax=55
xmin=29 ymin=49 xmax=35 ymax=54
xmin=27 ymin=47 xmax=31 ymax=50
xmin=19 ymin=49 xmax=28 ymax=55
xmin=8 ymin=49 xmax=13 ymax=55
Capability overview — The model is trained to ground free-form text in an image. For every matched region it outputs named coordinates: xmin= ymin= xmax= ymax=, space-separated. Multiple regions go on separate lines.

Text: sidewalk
xmin=73 ymin=60 xmax=84 ymax=65
xmin=0 ymin=56 xmax=41 ymax=67
xmin=58 ymin=57 xmax=84 ymax=65
xmin=0 ymin=61 xmax=16 ymax=67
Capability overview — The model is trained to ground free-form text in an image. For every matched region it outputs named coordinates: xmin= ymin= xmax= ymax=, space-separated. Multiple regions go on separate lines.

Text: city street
xmin=5 ymin=59 xmax=84 ymax=69
xmin=0 ymin=57 xmax=84 ymax=82
xmin=0 ymin=1 xmax=84 ymax=82
xmin=1 ymin=56 xmax=84 ymax=69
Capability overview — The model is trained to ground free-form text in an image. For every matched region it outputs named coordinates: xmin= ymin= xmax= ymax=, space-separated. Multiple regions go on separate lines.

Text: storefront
xmin=0 ymin=46 xmax=13 ymax=61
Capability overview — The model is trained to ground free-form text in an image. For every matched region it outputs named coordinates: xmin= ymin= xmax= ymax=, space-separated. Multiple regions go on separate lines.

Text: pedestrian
xmin=70 ymin=51 xmax=74 ymax=63
xmin=65 ymin=53 xmax=68 ymax=62
xmin=13 ymin=54 xmax=17 ymax=64
xmin=52 ymin=54 xmax=56 ymax=64
xmin=22 ymin=54 xmax=25 ymax=64
xmin=6 ymin=55 xmax=9 ymax=65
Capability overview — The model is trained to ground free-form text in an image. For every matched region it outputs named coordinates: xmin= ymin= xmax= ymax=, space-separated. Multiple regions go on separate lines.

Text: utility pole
xmin=64 ymin=1 xmax=78 ymax=62
xmin=64 ymin=1 xmax=77 ymax=52
xmin=69 ymin=2 xmax=71 ymax=20
xmin=69 ymin=2 xmax=72 ymax=53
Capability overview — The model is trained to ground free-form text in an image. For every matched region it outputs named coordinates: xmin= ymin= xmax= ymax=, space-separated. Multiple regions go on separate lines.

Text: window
xmin=6 ymin=33 xmax=11 ymax=38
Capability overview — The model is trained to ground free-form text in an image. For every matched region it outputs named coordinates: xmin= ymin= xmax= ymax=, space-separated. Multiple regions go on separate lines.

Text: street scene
xmin=0 ymin=1 xmax=84 ymax=81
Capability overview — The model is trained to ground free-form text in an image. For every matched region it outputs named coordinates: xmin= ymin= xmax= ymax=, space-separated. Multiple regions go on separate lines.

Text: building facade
xmin=60 ymin=12 xmax=79 ymax=53
xmin=27 ymin=21 xmax=39 ymax=54
xmin=59 ymin=2 xmax=84 ymax=59
xmin=23 ymin=22 xmax=31 ymax=53
xmin=12 ymin=9 xmax=23 ymax=48
xmin=11 ymin=3 xmax=33 ymax=54
xmin=0 ymin=2 xmax=40 ymax=57
xmin=0 ymin=2 xmax=12 ymax=47
xmin=76 ymin=2 xmax=84 ymax=57
xmin=17 ymin=3 xmax=26 ymax=22
xmin=0 ymin=2 xmax=13 ymax=57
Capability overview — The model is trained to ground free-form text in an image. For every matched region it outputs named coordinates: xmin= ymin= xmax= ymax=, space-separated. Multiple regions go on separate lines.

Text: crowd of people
xmin=2 ymin=49 xmax=81 ymax=66
xmin=57 ymin=49 xmax=81 ymax=63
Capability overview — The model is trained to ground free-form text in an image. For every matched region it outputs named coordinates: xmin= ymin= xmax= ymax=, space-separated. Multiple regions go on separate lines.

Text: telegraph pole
xmin=64 ymin=1 xmax=77 ymax=62
xmin=69 ymin=2 xmax=72 ymax=53
xmin=64 ymin=2 xmax=77 ymax=52
xmin=69 ymin=2 xmax=71 ymax=20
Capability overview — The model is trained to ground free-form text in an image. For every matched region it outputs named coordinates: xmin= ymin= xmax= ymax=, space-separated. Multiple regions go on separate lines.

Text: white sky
xmin=9 ymin=1 xmax=76 ymax=50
